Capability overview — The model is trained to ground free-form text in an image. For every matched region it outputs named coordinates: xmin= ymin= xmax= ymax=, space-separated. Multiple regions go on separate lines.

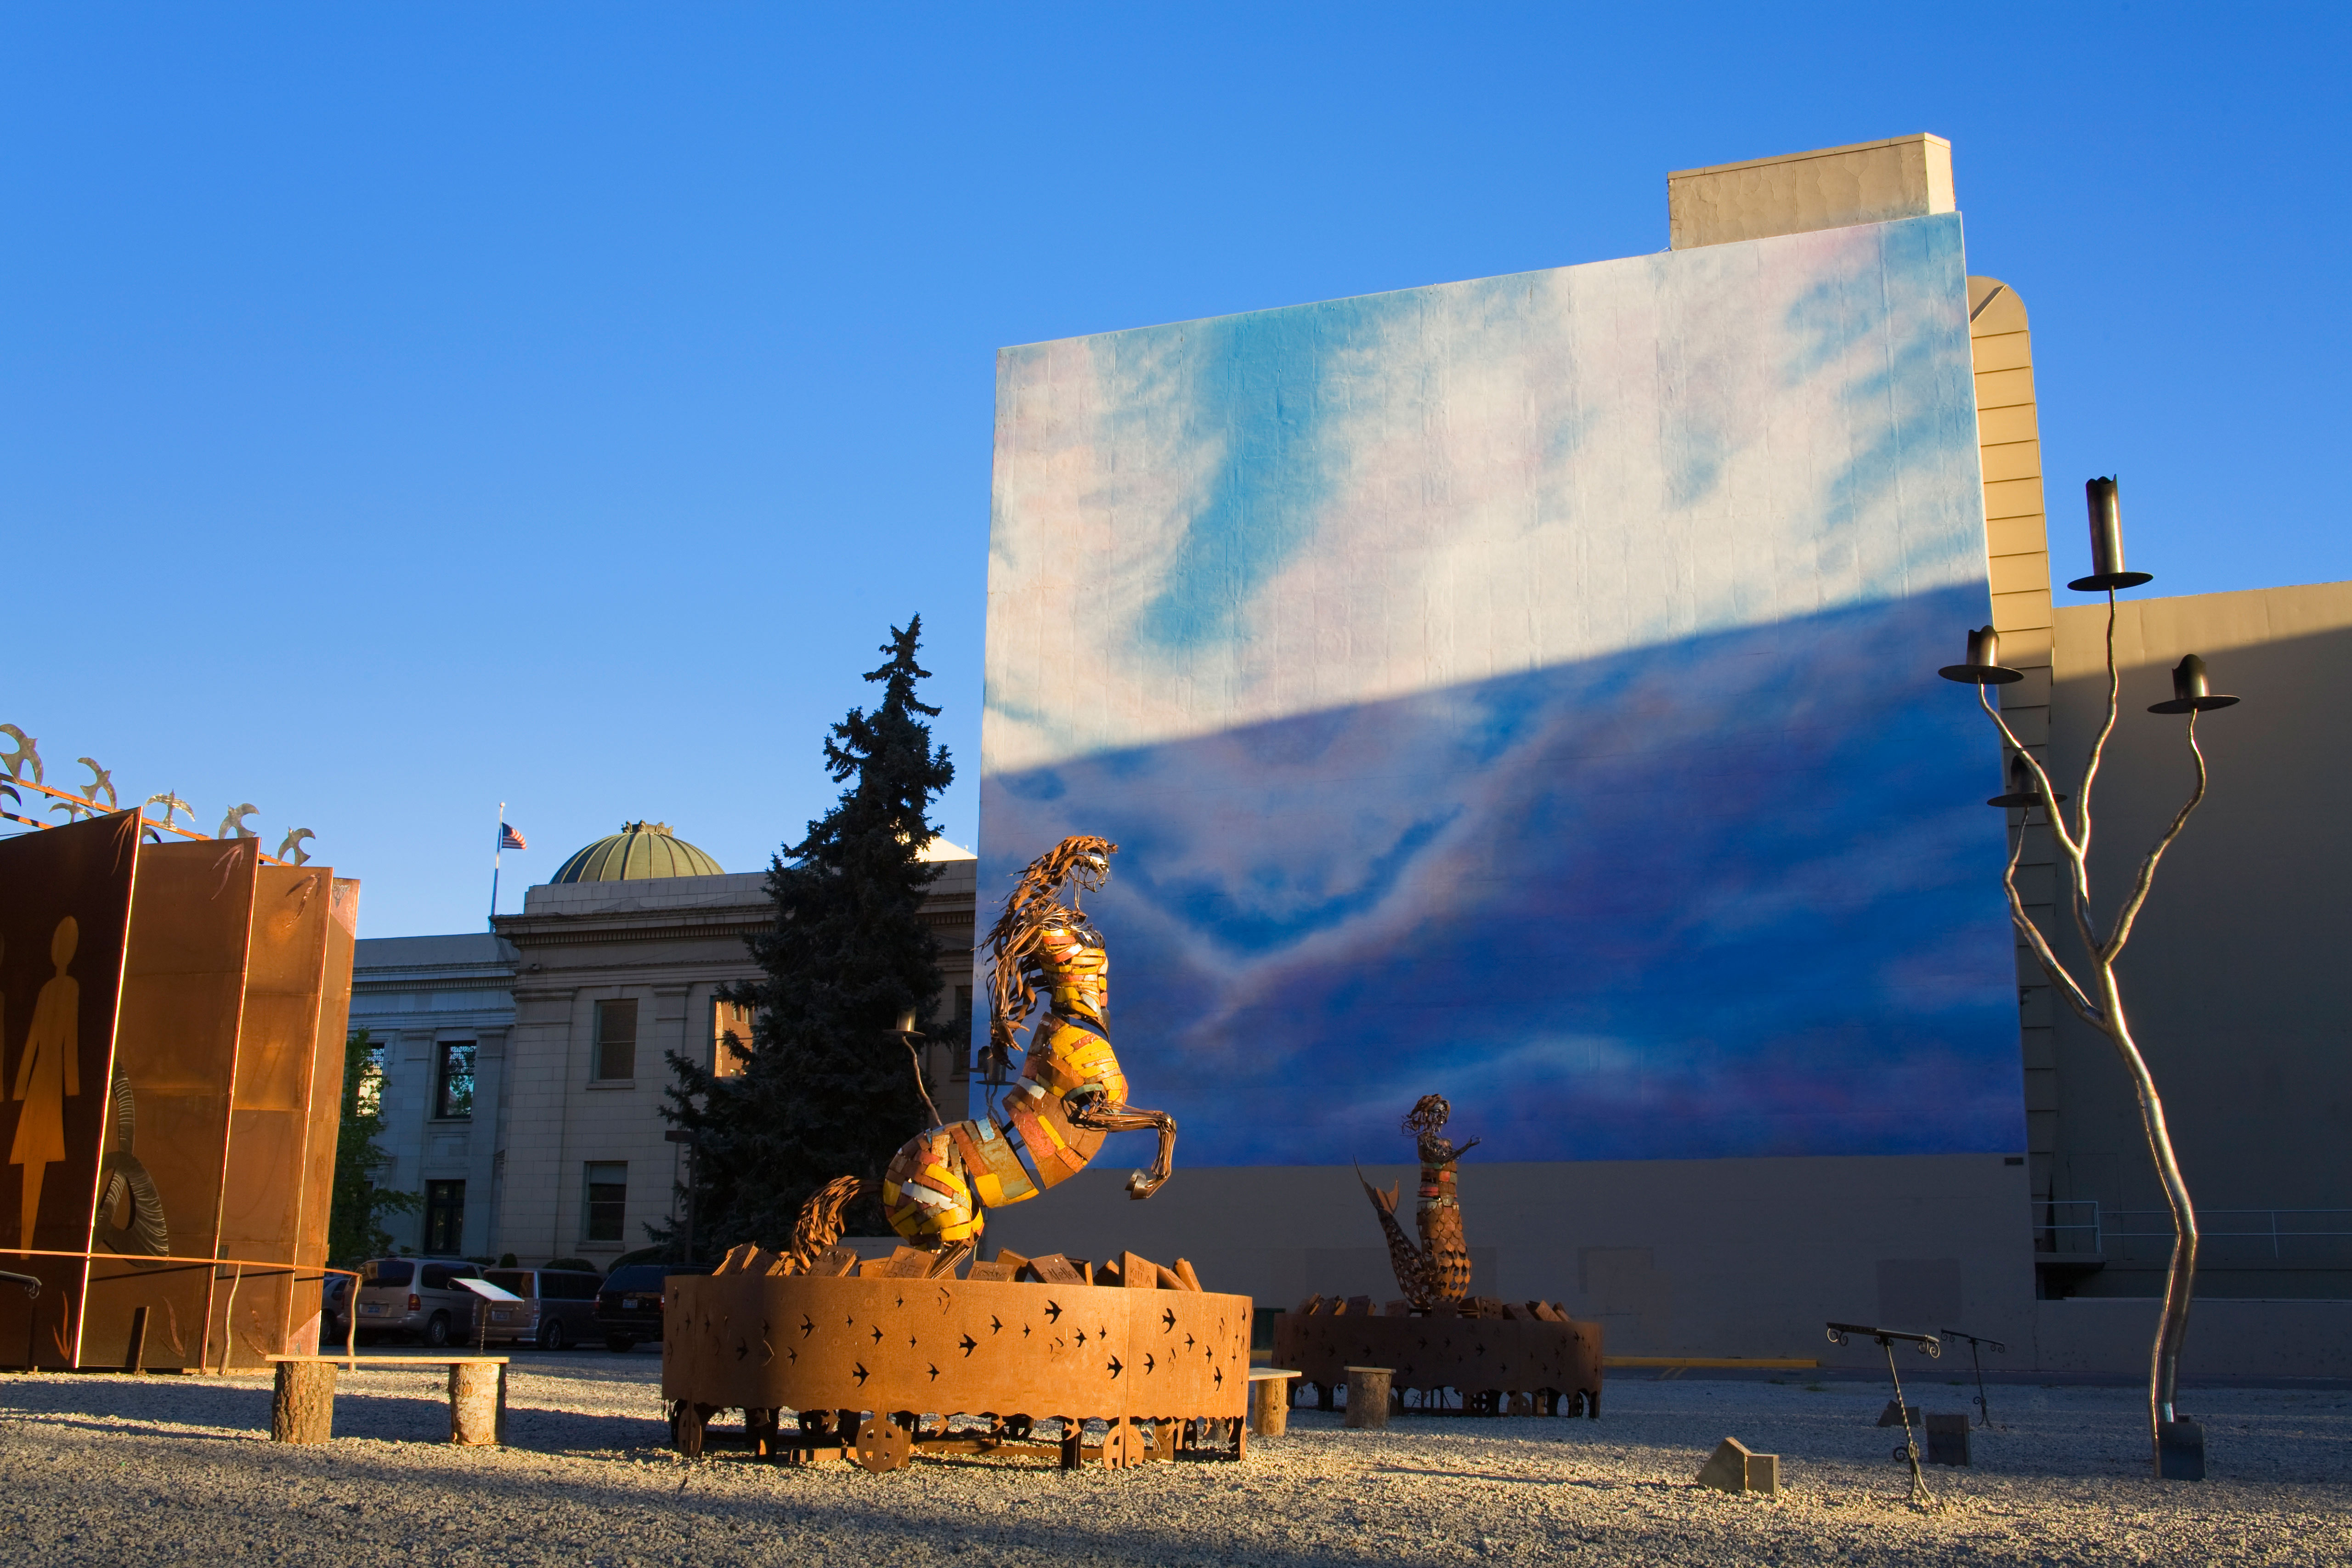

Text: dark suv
xmin=594 ymin=1262 xmax=711 ymax=1352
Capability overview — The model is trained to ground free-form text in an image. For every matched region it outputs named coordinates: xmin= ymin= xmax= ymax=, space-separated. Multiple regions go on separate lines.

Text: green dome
xmin=549 ymin=821 xmax=724 ymax=883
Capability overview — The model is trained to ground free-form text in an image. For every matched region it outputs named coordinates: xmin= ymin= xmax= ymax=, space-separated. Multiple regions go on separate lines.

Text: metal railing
xmin=2034 ymin=1198 xmax=2103 ymax=1257
xmin=2034 ymin=1202 xmax=2352 ymax=1267
xmin=2105 ymin=1209 xmax=2352 ymax=1266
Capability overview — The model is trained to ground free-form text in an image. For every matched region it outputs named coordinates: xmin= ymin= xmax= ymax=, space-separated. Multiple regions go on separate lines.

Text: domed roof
xmin=549 ymin=821 xmax=724 ymax=883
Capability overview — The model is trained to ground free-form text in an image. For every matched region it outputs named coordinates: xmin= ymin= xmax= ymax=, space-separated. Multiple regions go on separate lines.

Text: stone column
xmin=466 ymin=1027 xmax=509 ymax=1258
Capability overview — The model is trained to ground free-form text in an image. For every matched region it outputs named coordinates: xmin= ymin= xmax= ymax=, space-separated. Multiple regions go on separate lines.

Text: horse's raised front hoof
xmin=1125 ymin=1170 xmax=1163 ymax=1200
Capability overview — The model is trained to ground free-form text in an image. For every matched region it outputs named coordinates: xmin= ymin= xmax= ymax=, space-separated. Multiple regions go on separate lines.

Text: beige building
xmin=351 ymin=821 xmax=977 ymax=1267
xmin=978 ymin=137 xmax=2352 ymax=1378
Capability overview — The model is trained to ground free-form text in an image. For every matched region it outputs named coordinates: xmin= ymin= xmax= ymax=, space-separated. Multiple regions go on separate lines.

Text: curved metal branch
xmin=2000 ymin=803 xmax=2100 ymax=1023
xmin=1977 ymin=685 xmax=2103 ymax=964
xmin=2075 ymin=589 xmax=2122 ymax=863
xmin=2101 ymin=710 xmax=2209 ymax=964
xmin=1998 ymin=813 xmax=2102 ymax=1025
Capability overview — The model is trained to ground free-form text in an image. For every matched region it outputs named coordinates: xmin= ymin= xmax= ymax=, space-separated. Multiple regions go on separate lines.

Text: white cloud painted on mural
xmin=986 ymin=218 xmax=1984 ymax=776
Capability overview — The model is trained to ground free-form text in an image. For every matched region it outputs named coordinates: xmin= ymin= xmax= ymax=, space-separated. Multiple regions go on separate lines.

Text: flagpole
xmin=489 ymin=800 xmax=504 ymax=932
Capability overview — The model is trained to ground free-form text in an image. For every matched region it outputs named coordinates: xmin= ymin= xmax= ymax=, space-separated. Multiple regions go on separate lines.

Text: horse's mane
xmin=983 ymin=835 xmax=1117 ymax=1063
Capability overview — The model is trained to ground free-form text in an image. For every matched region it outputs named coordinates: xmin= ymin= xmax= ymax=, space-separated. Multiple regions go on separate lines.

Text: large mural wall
xmin=980 ymin=212 xmax=2024 ymax=1167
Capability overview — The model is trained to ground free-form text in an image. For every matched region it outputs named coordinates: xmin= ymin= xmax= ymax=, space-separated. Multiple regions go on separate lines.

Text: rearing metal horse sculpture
xmin=777 ymin=836 xmax=1178 ymax=1274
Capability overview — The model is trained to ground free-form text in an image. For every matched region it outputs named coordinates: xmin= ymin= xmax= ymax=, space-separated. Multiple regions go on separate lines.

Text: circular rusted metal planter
xmin=663 ymin=1273 xmax=1254 ymax=1470
xmin=1274 ymin=1301 xmax=1605 ymax=1417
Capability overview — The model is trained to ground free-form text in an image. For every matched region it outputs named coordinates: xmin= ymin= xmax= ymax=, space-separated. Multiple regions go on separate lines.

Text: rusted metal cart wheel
xmin=854 ymin=1414 xmax=915 ymax=1473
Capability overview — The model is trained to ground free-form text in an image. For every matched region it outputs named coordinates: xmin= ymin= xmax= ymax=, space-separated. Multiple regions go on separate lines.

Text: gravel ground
xmin=3 ymin=1354 xmax=2348 ymax=1566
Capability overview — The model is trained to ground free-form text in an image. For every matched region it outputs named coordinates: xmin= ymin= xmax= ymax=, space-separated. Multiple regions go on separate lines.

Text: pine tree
xmin=661 ymin=617 xmax=956 ymax=1250
xmin=328 ymin=1029 xmax=421 ymax=1263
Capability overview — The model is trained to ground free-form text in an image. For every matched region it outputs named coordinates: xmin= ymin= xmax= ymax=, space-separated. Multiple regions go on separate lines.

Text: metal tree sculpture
xmin=1939 ymin=476 xmax=2238 ymax=1477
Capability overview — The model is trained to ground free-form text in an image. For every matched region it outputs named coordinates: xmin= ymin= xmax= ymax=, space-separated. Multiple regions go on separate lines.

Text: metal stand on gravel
xmin=1829 ymin=1322 xmax=1941 ymax=1509
xmin=1940 ymin=1328 xmax=2007 ymax=1430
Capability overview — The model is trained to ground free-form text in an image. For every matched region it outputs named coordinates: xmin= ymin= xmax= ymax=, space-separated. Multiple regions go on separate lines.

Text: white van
xmin=353 ymin=1258 xmax=485 ymax=1347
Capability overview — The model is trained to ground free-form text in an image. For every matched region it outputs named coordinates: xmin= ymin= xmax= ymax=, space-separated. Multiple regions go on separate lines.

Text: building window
xmin=434 ymin=1041 xmax=475 ymax=1119
xmin=357 ymin=1036 xmax=388 ymax=1115
xmin=424 ymin=1180 xmax=465 ymax=1255
xmin=711 ymin=998 xmax=753 ymax=1077
xmin=583 ymin=1162 xmax=628 ymax=1243
xmin=594 ymin=999 xmax=638 ymax=1081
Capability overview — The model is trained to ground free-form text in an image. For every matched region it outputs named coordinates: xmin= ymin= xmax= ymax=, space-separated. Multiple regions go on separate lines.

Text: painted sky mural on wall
xmin=979 ymin=212 xmax=2024 ymax=1166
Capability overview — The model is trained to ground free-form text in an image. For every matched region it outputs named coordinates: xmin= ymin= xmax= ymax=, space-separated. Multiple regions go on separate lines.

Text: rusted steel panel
xmin=664 ymin=1274 xmax=1252 ymax=1426
xmin=82 ymin=838 xmax=257 ymax=1371
xmin=215 ymin=863 xmax=335 ymax=1367
xmin=0 ymin=813 xmax=140 ymax=1367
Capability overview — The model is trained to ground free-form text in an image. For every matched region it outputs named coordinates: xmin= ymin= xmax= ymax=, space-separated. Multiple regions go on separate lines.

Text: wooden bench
xmin=266 ymin=1355 xmax=510 ymax=1446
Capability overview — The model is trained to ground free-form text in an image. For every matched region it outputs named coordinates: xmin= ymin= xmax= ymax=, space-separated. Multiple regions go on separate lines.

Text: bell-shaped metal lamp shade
xmin=2148 ymin=652 xmax=2241 ymax=713
xmin=1939 ymin=624 xmax=2024 ymax=685
xmin=1988 ymin=752 xmax=2070 ymax=809
xmin=2067 ymin=477 xmax=2154 ymax=592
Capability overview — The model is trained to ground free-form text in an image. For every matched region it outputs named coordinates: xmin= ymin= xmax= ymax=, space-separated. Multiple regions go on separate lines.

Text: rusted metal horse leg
xmin=1070 ymin=1101 xmax=1178 ymax=1198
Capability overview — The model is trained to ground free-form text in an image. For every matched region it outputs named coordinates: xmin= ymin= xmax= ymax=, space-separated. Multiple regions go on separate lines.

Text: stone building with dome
xmin=348 ymin=821 xmax=977 ymax=1267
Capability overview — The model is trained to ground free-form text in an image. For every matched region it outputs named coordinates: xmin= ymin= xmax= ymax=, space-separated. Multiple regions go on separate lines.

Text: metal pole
xmin=1880 ymin=1336 xmax=1932 ymax=1507
xmin=488 ymin=801 xmax=504 ymax=931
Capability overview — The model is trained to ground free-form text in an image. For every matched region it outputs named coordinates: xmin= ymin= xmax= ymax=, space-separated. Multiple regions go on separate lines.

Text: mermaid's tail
xmin=1358 ymin=1160 xmax=1439 ymax=1308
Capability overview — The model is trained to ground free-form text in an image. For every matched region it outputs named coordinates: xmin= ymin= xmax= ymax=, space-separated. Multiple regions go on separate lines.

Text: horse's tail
xmin=1356 ymin=1159 xmax=1433 ymax=1308
xmin=775 ymin=1175 xmax=864 ymax=1275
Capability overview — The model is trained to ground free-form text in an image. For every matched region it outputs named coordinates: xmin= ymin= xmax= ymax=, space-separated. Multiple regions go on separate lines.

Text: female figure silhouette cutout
xmin=11 ymin=917 xmax=80 ymax=1254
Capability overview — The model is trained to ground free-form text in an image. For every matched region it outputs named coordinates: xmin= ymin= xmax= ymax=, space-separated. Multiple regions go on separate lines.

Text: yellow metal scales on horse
xmin=780 ymin=836 xmax=1177 ymax=1272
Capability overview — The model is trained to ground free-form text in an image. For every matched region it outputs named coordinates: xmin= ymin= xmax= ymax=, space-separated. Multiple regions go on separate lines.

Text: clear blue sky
xmin=6 ymin=4 xmax=2345 ymax=938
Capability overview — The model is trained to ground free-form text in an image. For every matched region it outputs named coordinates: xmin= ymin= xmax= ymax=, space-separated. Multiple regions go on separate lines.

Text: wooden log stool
xmin=1343 ymin=1365 xmax=1394 ymax=1430
xmin=271 ymin=1359 xmax=337 ymax=1444
xmin=448 ymin=1360 xmax=507 ymax=1446
xmin=1248 ymin=1368 xmax=1303 ymax=1437
xmin=266 ymin=1355 xmax=509 ymax=1446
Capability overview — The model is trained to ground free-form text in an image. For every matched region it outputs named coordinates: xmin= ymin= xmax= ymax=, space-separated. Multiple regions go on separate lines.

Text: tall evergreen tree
xmin=328 ymin=1029 xmax=421 ymax=1263
xmin=661 ymin=617 xmax=955 ymax=1248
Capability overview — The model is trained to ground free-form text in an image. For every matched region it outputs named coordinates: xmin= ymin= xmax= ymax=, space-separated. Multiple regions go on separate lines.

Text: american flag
xmin=499 ymin=823 xmax=526 ymax=851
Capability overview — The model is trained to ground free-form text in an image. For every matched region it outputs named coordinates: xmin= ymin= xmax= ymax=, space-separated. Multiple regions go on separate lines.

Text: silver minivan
xmin=480 ymin=1268 xmax=605 ymax=1350
xmin=354 ymin=1258 xmax=484 ymax=1347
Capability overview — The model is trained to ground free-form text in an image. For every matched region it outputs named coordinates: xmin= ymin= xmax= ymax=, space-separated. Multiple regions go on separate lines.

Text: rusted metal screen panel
xmin=0 ymin=812 xmax=139 ymax=1367
xmin=81 ymin=838 xmax=258 ymax=1370
xmin=286 ymin=877 xmax=360 ymax=1354
xmin=214 ymin=864 xmax=335 ymax=1367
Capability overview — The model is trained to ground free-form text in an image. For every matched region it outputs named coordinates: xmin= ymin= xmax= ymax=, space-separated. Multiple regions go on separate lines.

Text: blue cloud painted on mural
xmin=1124 ymin=304 xmax=1357 ymax=652
xmin=981 ymin=585 xmax=2023 ymax=1166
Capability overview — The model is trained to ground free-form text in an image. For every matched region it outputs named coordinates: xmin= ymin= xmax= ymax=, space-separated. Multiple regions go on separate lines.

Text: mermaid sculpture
xmin=777 ymin=836 xmax=1177 ymax=1274
xmin=1360 ymin=1094 xmax=1478 ymax=1310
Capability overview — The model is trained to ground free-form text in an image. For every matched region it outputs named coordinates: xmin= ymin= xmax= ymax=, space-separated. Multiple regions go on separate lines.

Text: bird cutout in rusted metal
xmin=75 ymin=759 xmax=116 ymax=810
xmin=1 ymin=725 xmax=42 ymax=783
xmin=275 ymin=828 xmax=315 ymax=866
xmin=217 ymin=803 xmax=260 ymax=841
xmin=1359 ymin=1094 xmax=1479 ymax=1310
xmin=775 ymin=836 xmax=1179 ymax=1272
